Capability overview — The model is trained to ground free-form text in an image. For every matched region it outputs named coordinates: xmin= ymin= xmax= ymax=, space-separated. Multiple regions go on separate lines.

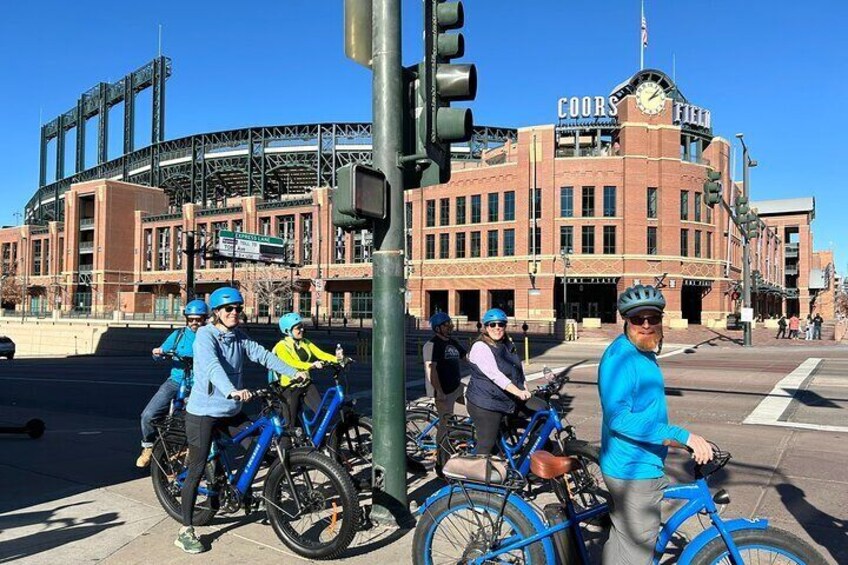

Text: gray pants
xmin=602 ymin=474 xmax=668 ymax=565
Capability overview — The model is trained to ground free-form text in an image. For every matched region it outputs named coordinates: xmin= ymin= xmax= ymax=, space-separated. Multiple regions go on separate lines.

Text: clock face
xmin=635 ymin=81 xmax=667 ymax=115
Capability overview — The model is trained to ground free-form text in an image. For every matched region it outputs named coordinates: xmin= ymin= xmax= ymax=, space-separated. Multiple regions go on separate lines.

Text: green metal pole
xmin=741 ymin=143 xmax=752 ymax=347
xmin=370 ymin=0 xmax=409 ymax=525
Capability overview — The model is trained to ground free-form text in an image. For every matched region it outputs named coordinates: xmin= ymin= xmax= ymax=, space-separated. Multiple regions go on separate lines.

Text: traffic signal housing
xmin=332 ymin=163 xmax=387 ymax=231
xmin=735 ymin=195 xmax=750 ymax=217
xmin=417 ymin=0 xmax=477 ymax=187
xmin=743 ymin=212 xmax=760 ymax=240
xmin=704 ymin=170 xmax=722 ymax=206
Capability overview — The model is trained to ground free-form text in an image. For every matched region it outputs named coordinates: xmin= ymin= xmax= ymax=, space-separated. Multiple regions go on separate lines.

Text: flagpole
xmin=640 ymin=0 xmax=645 ymax=70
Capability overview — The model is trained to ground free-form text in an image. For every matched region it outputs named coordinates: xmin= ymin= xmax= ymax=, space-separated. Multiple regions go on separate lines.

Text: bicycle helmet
xmin=429 ymin=311 xmax=452 ymax=331
xmin=617 ymin=284 xmax=666 ymax=317
xmin=184 ymin=299 xmax=209 ymax=317
xmin=482 ymin=308 xmax=508 ymax=325
xmin=209 ymin=286 xmax=244 ymax=310
xmin=278 ymin=312 xmax=304 ymax=336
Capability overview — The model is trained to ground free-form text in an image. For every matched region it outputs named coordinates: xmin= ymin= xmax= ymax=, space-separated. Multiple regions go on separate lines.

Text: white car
xmin=0 ymin=336 xmax=14 ymax=359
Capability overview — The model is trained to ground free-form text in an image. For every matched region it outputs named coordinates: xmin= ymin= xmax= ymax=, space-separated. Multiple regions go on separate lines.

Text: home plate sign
xmin=216 ymin=230 xmax=288 ymax=264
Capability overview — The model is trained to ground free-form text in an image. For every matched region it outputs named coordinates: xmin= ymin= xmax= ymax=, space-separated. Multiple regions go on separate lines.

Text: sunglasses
xmin=486 ymin=322 xmax=507 ymax=328
xmin=222 ymin=305 xmax=244 ymax=314
xmin=292 ymin=324 xmax=304 ymax=331
xmin=187 ymin=317 xmax=206 ymax=323
xmin=628 ymin=314 xmax=662 ymax=326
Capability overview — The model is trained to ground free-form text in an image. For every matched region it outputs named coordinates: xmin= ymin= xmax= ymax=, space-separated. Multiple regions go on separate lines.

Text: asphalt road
xmin=0 ymin=341 xmax=846 ymax=563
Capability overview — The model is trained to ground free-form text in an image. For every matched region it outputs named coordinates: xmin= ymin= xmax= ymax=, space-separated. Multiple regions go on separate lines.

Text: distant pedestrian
xmin=804 ymin=316 xmax=813 ymax=341
xmin=813 ymin=314 xmax=823 ymax=340
xmin=776 ymin=315 xmax=787 ymax=339
xmin=788 ymin=315 xmax=800 ymax=339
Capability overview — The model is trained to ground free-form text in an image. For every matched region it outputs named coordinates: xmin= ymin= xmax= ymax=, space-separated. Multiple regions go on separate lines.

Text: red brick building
xmin=0 ymin=69 xmax=825 ymax=326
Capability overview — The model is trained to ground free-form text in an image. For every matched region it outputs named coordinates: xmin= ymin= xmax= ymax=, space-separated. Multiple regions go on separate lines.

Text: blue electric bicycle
xmin=405 ymin=368 xmax=605 ymax=512
xmin=412 ymin=443 xmax=826 ymax=564
xmin=155 ymin=351 xmax=192 ymax=413
xmin=149 ymin=385 xmax=362 ymax=561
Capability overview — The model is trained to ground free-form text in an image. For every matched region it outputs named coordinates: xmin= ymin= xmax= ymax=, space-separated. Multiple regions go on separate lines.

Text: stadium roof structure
xmin=751 ymin=197 xmax=815 ymax=220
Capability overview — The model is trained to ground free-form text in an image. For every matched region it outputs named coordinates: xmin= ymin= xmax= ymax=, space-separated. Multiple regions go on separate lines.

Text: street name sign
xmin=216 ymin=230 xmax=289 ymax=264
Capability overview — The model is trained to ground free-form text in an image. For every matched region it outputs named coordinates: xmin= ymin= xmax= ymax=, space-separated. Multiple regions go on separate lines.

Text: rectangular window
xmin=694 ymin=193 xmax=702 ymax=222
xmin=488 ymin=193 xmax=499 ymax=222
xmin=503 ymin=191 xmax=515 ymax=221
xmin=232 ymin=219 xmax=243 ymax=234
xmin=405 ymin=201 xmax=413 ymax=230
xmin=301 ymin=213 xmax=313 ymax=264
xmin=351 ymin=291 xmax=373 ymax=318
xmin=503 ymin=229 xmax=515 ymax=256
xmin=439 ymin=233 xmax=450 ymax=259
xmin=559 ymin=226 xmax=574 ymax=254
xmin=212 ymin=221 xmax=229 ymax=268
xmin=647 ymin=227 xmax=658 ymax=255
xmin=406 ymin=232 xmax=413 ymax=261
xmin=425 ymin=234 xmax=436 ymax=259
xmin=694 ymin=230 xmax=702 ymax=258
xmin=353 ymin=230 xmax=372 ymax=263
xmin=706 ymin=232 xmax=712 ymax=258
xmin=680 ymin=228 xmax=689 ymax=257
xmin=260 ymin=217 xmax=271 ymax=235
xmin=532 ymin=188 xmax=542 ymax=219
xmin=175 ymin=227 xmax=183 ymax=270
xmin=157 ymin=227 xmax=171 ymax=270
xmin=680 ymin=191 xmax=689 ymax=221
xmin=603 ymin=186 xmax=617 ymax=217
xmin=560 ymin=186 xmax=574 ymax=217
xmin=456 ymin=196 xmax=466 ymax=225
xmin=32 ymin=240 xmax=42 ymax=276
xmin=43 ymin=239 xmax=50 ymax=273
xmin=455 ymin=232 xmax=466 ymax=258
xmin=470 ymin=231 xmax=481 ymax=257
xmin=581 ymin=226 xmax=595 ymax=254
xmin=528 ymin=228 xmax=542 ymax=255
xmin=426 ymin=199 xmax=436 ymax=227
xmin=603 ymin=226 xmax=616 ymax=254
xmin=197 ymin=224 xmax=207 ymax=268
xmin=471 ymin=195 xmax=481 ymax=223
xmin=334 ymin=227 xmax=347 ymax=264
xmin=487 ymin=230 xmax=498 ymax=257
xmin=439 ymin=198 xmax=450 ymax=226
xmin=706 ymin=203 xmax=713 ymax=224
xmin=299 ymin=292 xmax=312 ymax=316
xmin=582 ymin=186 xmax=595 ymax=217
xmin=277 ymin=215 xmax=295 ymax=262
xmin=332 ymin=293 xmax=345 ymax=318
xmin=647 ymin=187 xmax=658 ymax=219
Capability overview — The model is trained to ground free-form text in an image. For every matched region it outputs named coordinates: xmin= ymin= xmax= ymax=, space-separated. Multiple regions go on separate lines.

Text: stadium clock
xmin=635 ymin=81 xmax=667 ymax=115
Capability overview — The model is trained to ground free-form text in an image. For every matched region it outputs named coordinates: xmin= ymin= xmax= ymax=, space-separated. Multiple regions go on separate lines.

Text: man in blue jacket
xmin=598 ymin=284 xmax=713 ymax=564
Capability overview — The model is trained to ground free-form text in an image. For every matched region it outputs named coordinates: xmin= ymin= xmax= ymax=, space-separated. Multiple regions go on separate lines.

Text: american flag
xmin=641 ymin=13 xmax=648 ymax=48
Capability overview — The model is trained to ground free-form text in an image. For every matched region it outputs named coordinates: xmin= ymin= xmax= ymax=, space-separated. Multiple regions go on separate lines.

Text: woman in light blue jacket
xmin=175 ymin=286 xmax=303 ymax=554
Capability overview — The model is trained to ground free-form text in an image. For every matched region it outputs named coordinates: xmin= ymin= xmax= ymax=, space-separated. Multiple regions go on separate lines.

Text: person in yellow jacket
xmin=271 ymin=312 xmax=342 ymax=428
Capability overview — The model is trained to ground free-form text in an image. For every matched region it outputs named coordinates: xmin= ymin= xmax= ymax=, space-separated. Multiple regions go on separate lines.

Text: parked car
xmin=0 ymin=336 xmax=15 ymax=359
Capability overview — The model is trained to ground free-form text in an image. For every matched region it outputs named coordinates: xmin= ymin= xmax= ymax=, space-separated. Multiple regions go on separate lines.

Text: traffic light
xmin=704 ymin=170 xmax=722 ymax=206
xmin=744 ymin=212 xmax=760 ymax=240
xmin=332 ymin=163 xmax=387 ymax=231
xmin=417 ymin=0 xmax=477 ymax=187
xmin=735 ymin=195 xmax=749 ymax=217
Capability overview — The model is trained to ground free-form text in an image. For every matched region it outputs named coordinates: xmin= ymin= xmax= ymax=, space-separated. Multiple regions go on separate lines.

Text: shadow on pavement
xmin=776 ymin=483 xmax=847 ymax=564
xmin=0 ymin=509 xmax=124 ymax=562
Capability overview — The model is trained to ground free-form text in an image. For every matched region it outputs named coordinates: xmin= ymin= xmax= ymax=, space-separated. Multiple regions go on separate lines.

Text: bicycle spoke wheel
xmin=150 ymin=441 xmax=217 ymax=526
xmin=412 ymin=489 xmax=546 ymax=565
xmin=329 ymin=415 xmax=373 ymax=490
xmin=406 ymin=410 xmax=438 ymax=470
xmin=691 ymin=527 xmax=827 ymax=565
xmin=264 ymin=449 xmax=360 ymax=560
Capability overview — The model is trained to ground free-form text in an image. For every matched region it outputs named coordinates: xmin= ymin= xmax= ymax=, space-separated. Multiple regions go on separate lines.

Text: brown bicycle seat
xmin=530 ymin=451 xmax=575 ymax=479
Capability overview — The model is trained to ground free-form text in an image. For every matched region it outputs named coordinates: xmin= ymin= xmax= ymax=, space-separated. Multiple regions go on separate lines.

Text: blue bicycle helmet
xmin=279 ymin=312 xmax=304 ymax=336
xmin=617 ymin=284 xmax=666 ymax=317
xmin=482 ymin=308 xmax=508 ymax=325
xmin=429 ymin=311 xmax=451 ymax=331
xmin=184 ymin=299 xmax=209 ymax=317
xmin=209 ymin=286 xmax=244 ymax=310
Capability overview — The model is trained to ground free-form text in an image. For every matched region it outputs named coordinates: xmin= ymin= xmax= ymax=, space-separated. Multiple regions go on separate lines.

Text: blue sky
xmin=1 ymin=1 xmax=845 ymax=270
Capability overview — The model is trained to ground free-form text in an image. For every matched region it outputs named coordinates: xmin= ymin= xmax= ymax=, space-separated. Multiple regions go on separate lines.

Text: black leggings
xmin=280 ymin=384 xmax=322 ymax=429
xmin=181 ymin=412 xmax=249 ymax=527
xmin=467 ymin=396 xmax=547 ymax=456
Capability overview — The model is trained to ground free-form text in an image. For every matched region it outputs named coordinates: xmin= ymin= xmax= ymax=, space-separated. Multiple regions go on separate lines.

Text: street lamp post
xmin=736 ymin=133 xmax=757 ymax=348
xmin=560 ymin=247 xmax=572 ymax=321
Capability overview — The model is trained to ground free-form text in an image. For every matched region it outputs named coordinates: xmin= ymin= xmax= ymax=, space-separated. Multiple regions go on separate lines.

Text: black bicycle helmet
xmin=617 ymin=284 xmax=666 ymax=317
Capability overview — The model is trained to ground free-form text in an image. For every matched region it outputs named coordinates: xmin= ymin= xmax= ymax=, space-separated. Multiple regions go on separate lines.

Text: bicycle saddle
xmin=530 ymin=451 xmax=575 ymax=479
xmin=442 ymin=454 xmax=508 ymax=484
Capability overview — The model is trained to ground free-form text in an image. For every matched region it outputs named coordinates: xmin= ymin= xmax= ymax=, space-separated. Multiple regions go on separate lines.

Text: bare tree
xmin=1 ymin=273 xmax=22 ymax=308
xmin=240 ymin=263 xmax=295 ymax=321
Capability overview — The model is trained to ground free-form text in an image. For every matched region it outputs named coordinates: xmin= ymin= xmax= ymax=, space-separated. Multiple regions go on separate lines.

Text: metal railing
xmin=79 ymin=242 xmax=94 ymax=252
xmin=79 ymin=218 xmax=95 ymax=229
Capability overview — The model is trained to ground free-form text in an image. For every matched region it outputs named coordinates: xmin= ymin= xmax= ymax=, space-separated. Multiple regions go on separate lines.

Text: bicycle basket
xmin=152 ymin=413 xmax=186 ymax=445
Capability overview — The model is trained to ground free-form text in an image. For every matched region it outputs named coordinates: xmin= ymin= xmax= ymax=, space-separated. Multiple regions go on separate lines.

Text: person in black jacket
xmin=776 ymin=315 xmax=788 ymax=339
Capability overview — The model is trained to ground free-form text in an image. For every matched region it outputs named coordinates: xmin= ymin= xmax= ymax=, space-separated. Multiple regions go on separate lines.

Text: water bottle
xmin=335 ymin=343 xmax=344 ymax=360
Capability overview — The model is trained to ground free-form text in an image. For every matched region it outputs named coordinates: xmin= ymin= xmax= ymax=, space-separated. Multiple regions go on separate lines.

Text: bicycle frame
xmin=499 ymin=406 xmax=562 ymax=476
xmin=300 ymin=381 xmax=345 ymax=449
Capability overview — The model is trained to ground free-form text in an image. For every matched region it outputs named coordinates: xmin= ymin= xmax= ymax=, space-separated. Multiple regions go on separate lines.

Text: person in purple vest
xmin=464 ymin=308 xmax=542 ymax=456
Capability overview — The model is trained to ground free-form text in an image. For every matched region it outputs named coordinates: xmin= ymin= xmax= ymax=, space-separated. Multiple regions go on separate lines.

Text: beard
xmin=627 ymin=324 xmax=664 ymax=352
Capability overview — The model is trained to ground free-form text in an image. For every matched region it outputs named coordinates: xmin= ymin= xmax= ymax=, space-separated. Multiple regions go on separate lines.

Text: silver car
xmin=0 ymin=336 xmax=14 ymax=359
